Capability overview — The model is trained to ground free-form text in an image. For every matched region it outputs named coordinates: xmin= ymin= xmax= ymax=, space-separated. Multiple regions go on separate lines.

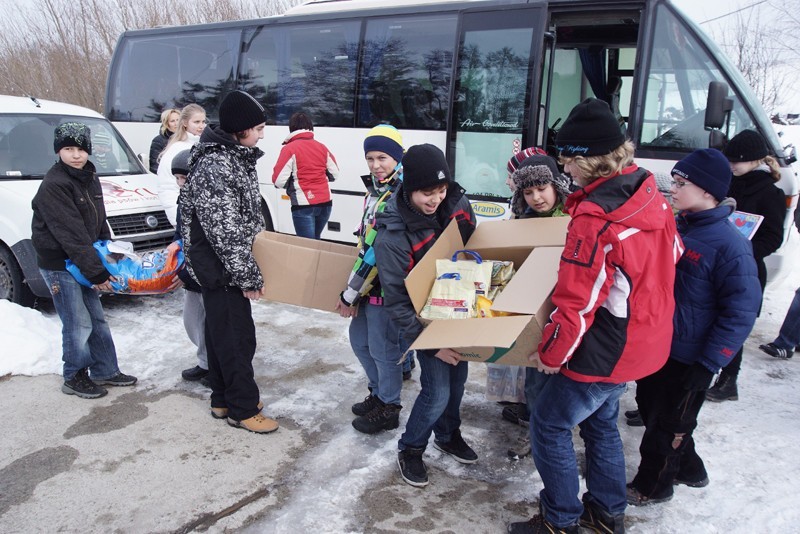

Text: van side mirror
xmin=705 ymin=81 xmax=733 ymax=130
xmin=708 ymin=129 xmax=726 ymax=151
xmin=786 ymin=145 xmax=798 ymax=165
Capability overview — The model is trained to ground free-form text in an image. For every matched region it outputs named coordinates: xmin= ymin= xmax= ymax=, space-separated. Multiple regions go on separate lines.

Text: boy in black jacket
xmin=31 ymin=122 xmax=137 ymax=399
xmin=373 ymin=144 xmax=476 ymax=487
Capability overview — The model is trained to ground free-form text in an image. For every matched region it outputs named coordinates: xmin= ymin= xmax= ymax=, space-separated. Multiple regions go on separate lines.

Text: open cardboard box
xmin=252 ymin=231 xmax=357 ymax=312
xmin=405 ymin=217 xmax=569 ymax=366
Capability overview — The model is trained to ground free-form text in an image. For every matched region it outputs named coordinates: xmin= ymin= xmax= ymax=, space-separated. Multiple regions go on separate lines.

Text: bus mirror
xmin=785 ymin=145 xmax=797 ymax=165
xmin=705 ymin=81 xmax=733 ymax=130
xmin=708 ymin=129 xmax=726 ymax=150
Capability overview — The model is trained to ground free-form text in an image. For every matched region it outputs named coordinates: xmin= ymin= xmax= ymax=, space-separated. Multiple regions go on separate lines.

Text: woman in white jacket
xmin=157 ymin=104 xmax=206 ymax=225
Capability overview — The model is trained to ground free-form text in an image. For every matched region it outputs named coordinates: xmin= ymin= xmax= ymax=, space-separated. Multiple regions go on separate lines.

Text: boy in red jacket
xmin=508 ymin=99 xmax=681 ymax=534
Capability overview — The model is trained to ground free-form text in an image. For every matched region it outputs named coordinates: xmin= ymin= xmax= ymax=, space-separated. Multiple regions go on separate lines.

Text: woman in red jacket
xmin=271 ymin=112 xmax=340 ymax=239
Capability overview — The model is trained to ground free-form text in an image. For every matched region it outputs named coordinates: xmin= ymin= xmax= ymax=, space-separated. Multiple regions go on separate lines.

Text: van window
xmin=639 ymin=4 xmax=757 ymax=150
xmin=0 ymin=115 xmax=144 ymax=178
xmin=357 ymin=14 xmax=457 ymax=130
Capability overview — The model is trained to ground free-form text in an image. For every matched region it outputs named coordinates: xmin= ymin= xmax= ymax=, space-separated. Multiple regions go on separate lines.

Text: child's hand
xmin=93 ymin=275 xmax=117 ymax=292
xmin=243 ymin=287 xmax=266 ymax=301
xmin=537 ymin=359 xmax=562 ymax=374
xmin=334 ymin=300 xmax=357 ymax=318
xmin=435 ymin=348 xmax=461 ymax=366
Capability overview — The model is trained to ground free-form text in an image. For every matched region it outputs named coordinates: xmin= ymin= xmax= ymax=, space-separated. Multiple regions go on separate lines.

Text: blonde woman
xmin=148 ymin=108 xmax=179 ymax=173
xmin=156 ymin=104 xmax=207 ymax=225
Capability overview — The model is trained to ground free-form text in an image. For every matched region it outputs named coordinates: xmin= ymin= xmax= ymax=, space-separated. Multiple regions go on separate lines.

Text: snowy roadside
xmin=1 ymin=259 xmax=799 ymax=532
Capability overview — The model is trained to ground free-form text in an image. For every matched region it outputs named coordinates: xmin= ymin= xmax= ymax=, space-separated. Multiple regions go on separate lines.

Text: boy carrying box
xmin=374 ymin=143 xmax=475 ymax=488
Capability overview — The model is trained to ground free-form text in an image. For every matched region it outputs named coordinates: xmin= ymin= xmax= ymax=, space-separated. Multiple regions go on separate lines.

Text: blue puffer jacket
xmin=670 ymin=199 xmax=762 ymax=372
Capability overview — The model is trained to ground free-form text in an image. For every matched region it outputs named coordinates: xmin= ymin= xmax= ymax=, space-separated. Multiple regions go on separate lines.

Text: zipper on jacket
xmin=84 ymin=184 xmax=101 ymax=233
xmin=541 ymin=323 xmax=560 ymax=353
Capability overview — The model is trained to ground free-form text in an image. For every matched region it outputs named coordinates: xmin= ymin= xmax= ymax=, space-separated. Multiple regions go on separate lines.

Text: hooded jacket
xmin=537 ymin=164 xmax=682 ymax=383
xmin=178 ymin=124 xmax=264 ymax=291
xmin=374 ymin=182 xmax=475 ymax=346
xmin=727 ymin=166 xmax=785 ymax=288
xmin=670 ymin=199 xmax=761 ymax=372
xmin=31 ymin=159 xmax=111 ymax=284
xmin=271 ymin=130 xmax=340 ymax=208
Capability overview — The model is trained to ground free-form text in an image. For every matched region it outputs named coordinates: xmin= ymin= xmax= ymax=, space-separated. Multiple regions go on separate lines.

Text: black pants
xmin=720 ymin=346 xmax=743 ymax=380
xmin=631 ymin=359 xmax=708 ymax=500
xmin=202 ymin=286 xmax=260 ymax=421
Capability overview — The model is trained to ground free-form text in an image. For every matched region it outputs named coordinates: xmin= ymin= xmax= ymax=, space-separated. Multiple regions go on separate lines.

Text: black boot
xmin=706 ymin=374 xmax=738 ymax=402
xmin=352 ymin=401 xmax=401 ymax=434
xmin=351 ymin=390 xmax=380 ymax=416
xmin=580 ymin=494 xmax=625 ymax=533
xmin=397 ymin=447 xmax=428 ymax=487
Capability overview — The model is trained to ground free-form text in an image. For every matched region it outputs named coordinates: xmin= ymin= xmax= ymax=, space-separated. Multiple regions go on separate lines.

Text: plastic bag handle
xmin=450 ymin=249 xmax=483 ymax=263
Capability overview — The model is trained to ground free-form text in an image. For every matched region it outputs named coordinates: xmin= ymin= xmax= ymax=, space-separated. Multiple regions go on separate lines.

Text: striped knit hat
xmin=364 ymin=124 xmax=404 ymax=163
xmin=507 ymin=146 xmax=547 ymax=174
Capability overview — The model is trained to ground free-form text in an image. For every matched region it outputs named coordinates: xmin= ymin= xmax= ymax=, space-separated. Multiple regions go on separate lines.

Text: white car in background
xmin=0 ymin=95 xmax=175 ymax=306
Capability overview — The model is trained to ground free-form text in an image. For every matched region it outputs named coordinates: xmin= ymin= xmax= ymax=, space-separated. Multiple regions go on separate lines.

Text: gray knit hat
xmin=54 ymin=122 xmax=92 ymax=155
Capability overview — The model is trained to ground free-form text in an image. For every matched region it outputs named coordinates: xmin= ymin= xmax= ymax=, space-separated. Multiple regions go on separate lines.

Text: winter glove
xmin=682 ymin=362 xmax=716 ymax=391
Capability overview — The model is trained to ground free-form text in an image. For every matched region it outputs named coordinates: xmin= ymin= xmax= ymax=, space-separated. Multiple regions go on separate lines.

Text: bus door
xmin=449 ymin=5 xmax=547 ymax=221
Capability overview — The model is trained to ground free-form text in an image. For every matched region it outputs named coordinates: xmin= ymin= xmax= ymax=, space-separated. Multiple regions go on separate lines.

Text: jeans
xmin=525 ymin=366 xmax=551 ymax=421
xmin=40 ymin=269 xmax=120 ymax=381
xmin=399 ymin=351 xmax=468 ymax=450
xmin=349 ymin=301 xmax=403 ymax=405
xmin=774 ymin=286 xmax=800 ymax=350
xmin=631 ymin=358 xmax=707 ymax=499
xmin=183 ymin=289 xmax=208 ymax=369
xmin=531 ymin=373 xmax=627 ymax=527
xmin=292 ymin=204 xmax=332 ymax=240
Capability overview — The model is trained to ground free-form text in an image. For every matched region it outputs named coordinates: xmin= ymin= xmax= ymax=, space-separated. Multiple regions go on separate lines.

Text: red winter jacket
xmin=537 ymin=164 xmax=683 ymax=383
xmin=271 ymin=130 xmax=340 ymax=206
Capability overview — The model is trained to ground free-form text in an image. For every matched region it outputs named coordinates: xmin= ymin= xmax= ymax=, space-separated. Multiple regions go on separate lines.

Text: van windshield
xmin=0 ymin=114 xmax=145 ymax=179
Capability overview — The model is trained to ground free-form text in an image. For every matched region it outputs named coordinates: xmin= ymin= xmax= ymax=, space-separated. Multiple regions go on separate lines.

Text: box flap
xmin=492 ymin=246 xmax=562 ymax=314
xmin=404 ymin=219 xmax=465 ymax=313
xmin=465 ymin=217 xmax=570 ymax=250
xmin=410 ymin=315 xmax=532 ymax=351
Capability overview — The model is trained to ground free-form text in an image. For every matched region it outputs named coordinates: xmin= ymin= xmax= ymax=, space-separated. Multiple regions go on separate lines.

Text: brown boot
xmin=228 ymin=413 xmax=279 ymax=434
xmin=211 ymin=401 xmax=263 ymax=420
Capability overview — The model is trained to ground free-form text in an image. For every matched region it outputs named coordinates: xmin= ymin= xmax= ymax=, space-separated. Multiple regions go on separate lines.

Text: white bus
xmin=105 ymin=0 xmax=798 ymax=277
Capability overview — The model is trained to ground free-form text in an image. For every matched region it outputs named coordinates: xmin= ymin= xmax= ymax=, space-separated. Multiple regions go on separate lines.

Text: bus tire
xmin=0 ymin=244 xmax=37 ymax=307
xmin=261 ymin=199 xmax=275 ymax=232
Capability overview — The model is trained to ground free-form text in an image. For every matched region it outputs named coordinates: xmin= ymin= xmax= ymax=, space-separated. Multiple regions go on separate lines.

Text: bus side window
xmin=358 ymin=14 xmax=457 ymax=130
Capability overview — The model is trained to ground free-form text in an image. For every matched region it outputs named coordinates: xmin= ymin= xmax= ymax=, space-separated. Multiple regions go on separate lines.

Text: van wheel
xmin=261 ymin=199 xmax=275 ymax=232
xmin=0 ymin=245 xmax=36 ymax=307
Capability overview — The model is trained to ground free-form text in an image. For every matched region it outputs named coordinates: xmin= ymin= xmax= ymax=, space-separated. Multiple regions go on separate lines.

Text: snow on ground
xmin=2 ymin=257 xmax=800 ymax=532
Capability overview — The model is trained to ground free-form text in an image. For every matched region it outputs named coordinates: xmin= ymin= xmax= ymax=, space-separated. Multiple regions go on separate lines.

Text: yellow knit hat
xmin=363 ymin=124 xmax=403 ymax=163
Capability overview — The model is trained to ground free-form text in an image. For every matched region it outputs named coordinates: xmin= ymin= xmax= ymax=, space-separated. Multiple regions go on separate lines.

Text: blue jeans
xmin=525 ymin=366 xmax=551 ymax=420
xmin=349 ymin=301 xmax=403 ymax=405
xmin=774 ymin=286 xmax=800 ymax=350
xmin=40 ymin=269 xmax=120 ymax=381
xmin=531 ymin=373 xmax=627 ymax=527
xmin=399 ymin=351 xmax=468 ymax=450
xmin=292 ymin=205 xmax=332 ymax=240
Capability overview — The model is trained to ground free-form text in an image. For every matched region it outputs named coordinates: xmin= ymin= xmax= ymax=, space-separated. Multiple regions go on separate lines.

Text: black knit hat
xmin=218 ymin=90 xmax=266 ymax=134
xmin=724 ymin=129 xmax=769 ymax=162
xmin=672 ymin=148 xmax=731 ymax=201
xmin=556 ymin=98 xmax=625 ymax=157
xmin=171 ymin=149 xmax=191 ymax=176
xmin=402 ymin=144 xmax=450 ymax=193
xmin=54 ymin=122 xmax=92 ymax=155
xmin=510 ymin=155 xmax=572 ymax=215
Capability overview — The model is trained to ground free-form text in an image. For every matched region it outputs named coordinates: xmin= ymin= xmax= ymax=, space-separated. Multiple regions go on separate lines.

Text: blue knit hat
xmin=672 ymin=149 xmax=731 ymax=201
xmin=363 ymin=124 xmax=404 ymax=164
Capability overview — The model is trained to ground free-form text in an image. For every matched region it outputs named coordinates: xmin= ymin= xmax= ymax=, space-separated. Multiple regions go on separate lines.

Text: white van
xmin=0 ymin=95 xmax=175 ymax=306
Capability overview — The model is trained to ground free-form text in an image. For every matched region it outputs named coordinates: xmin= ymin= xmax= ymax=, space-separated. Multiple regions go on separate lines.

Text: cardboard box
xmin=252 ymin=231 xmax=358 ymax=312
xmin=406 ymin=217 xmax=569 ymax=366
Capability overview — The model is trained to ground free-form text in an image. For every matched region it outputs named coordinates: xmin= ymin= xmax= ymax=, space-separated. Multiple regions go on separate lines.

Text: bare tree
xmin=0 ymin=0 xmax=302 ymax=112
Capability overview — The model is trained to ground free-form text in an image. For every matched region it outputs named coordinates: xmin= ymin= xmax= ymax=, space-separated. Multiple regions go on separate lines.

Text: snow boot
xmin=227 ymin=413 xmax=279 ymax=434
xmin=352 ymin=401 xmax=401 ymax=434
xmin=706 ymin=374 xmax=738 ymax=402
xmin=61 ymin=368 xmax=107 ymax=399
xmin=507 ymin=515 xmax=579 ymax=533
xmin=580 ymin=495 xmax=625 ymax=533
xmin=433 ymin=428 xmax=478 ymax=464
xmin=351 ymin=391 xmax=380 ymax=416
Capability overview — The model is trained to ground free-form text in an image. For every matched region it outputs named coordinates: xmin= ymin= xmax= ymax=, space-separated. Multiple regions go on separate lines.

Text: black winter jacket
xmin=31 ymin=160 xmax=111 ymax=284
xmin=149 ymin=131 xmax=171 ymax=174
xmin=178 ymin=125 xmax=265 ymax=291
xmin=374 ymin=182 xmax=475 ymax=346
xmin=727 ymin=167 xmax=785 ymax=288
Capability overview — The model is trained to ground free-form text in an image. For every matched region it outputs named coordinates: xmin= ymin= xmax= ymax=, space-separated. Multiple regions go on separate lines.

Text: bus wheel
xmin=261 ymin=200 xmax=275 ymax=232
xmin=0 ymin=245 xmax=36 ymax=307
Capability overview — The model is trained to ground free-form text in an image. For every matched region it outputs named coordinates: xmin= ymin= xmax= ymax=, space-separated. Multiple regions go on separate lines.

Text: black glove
xmin=682 ymin=363 xmax=715 ymax=391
